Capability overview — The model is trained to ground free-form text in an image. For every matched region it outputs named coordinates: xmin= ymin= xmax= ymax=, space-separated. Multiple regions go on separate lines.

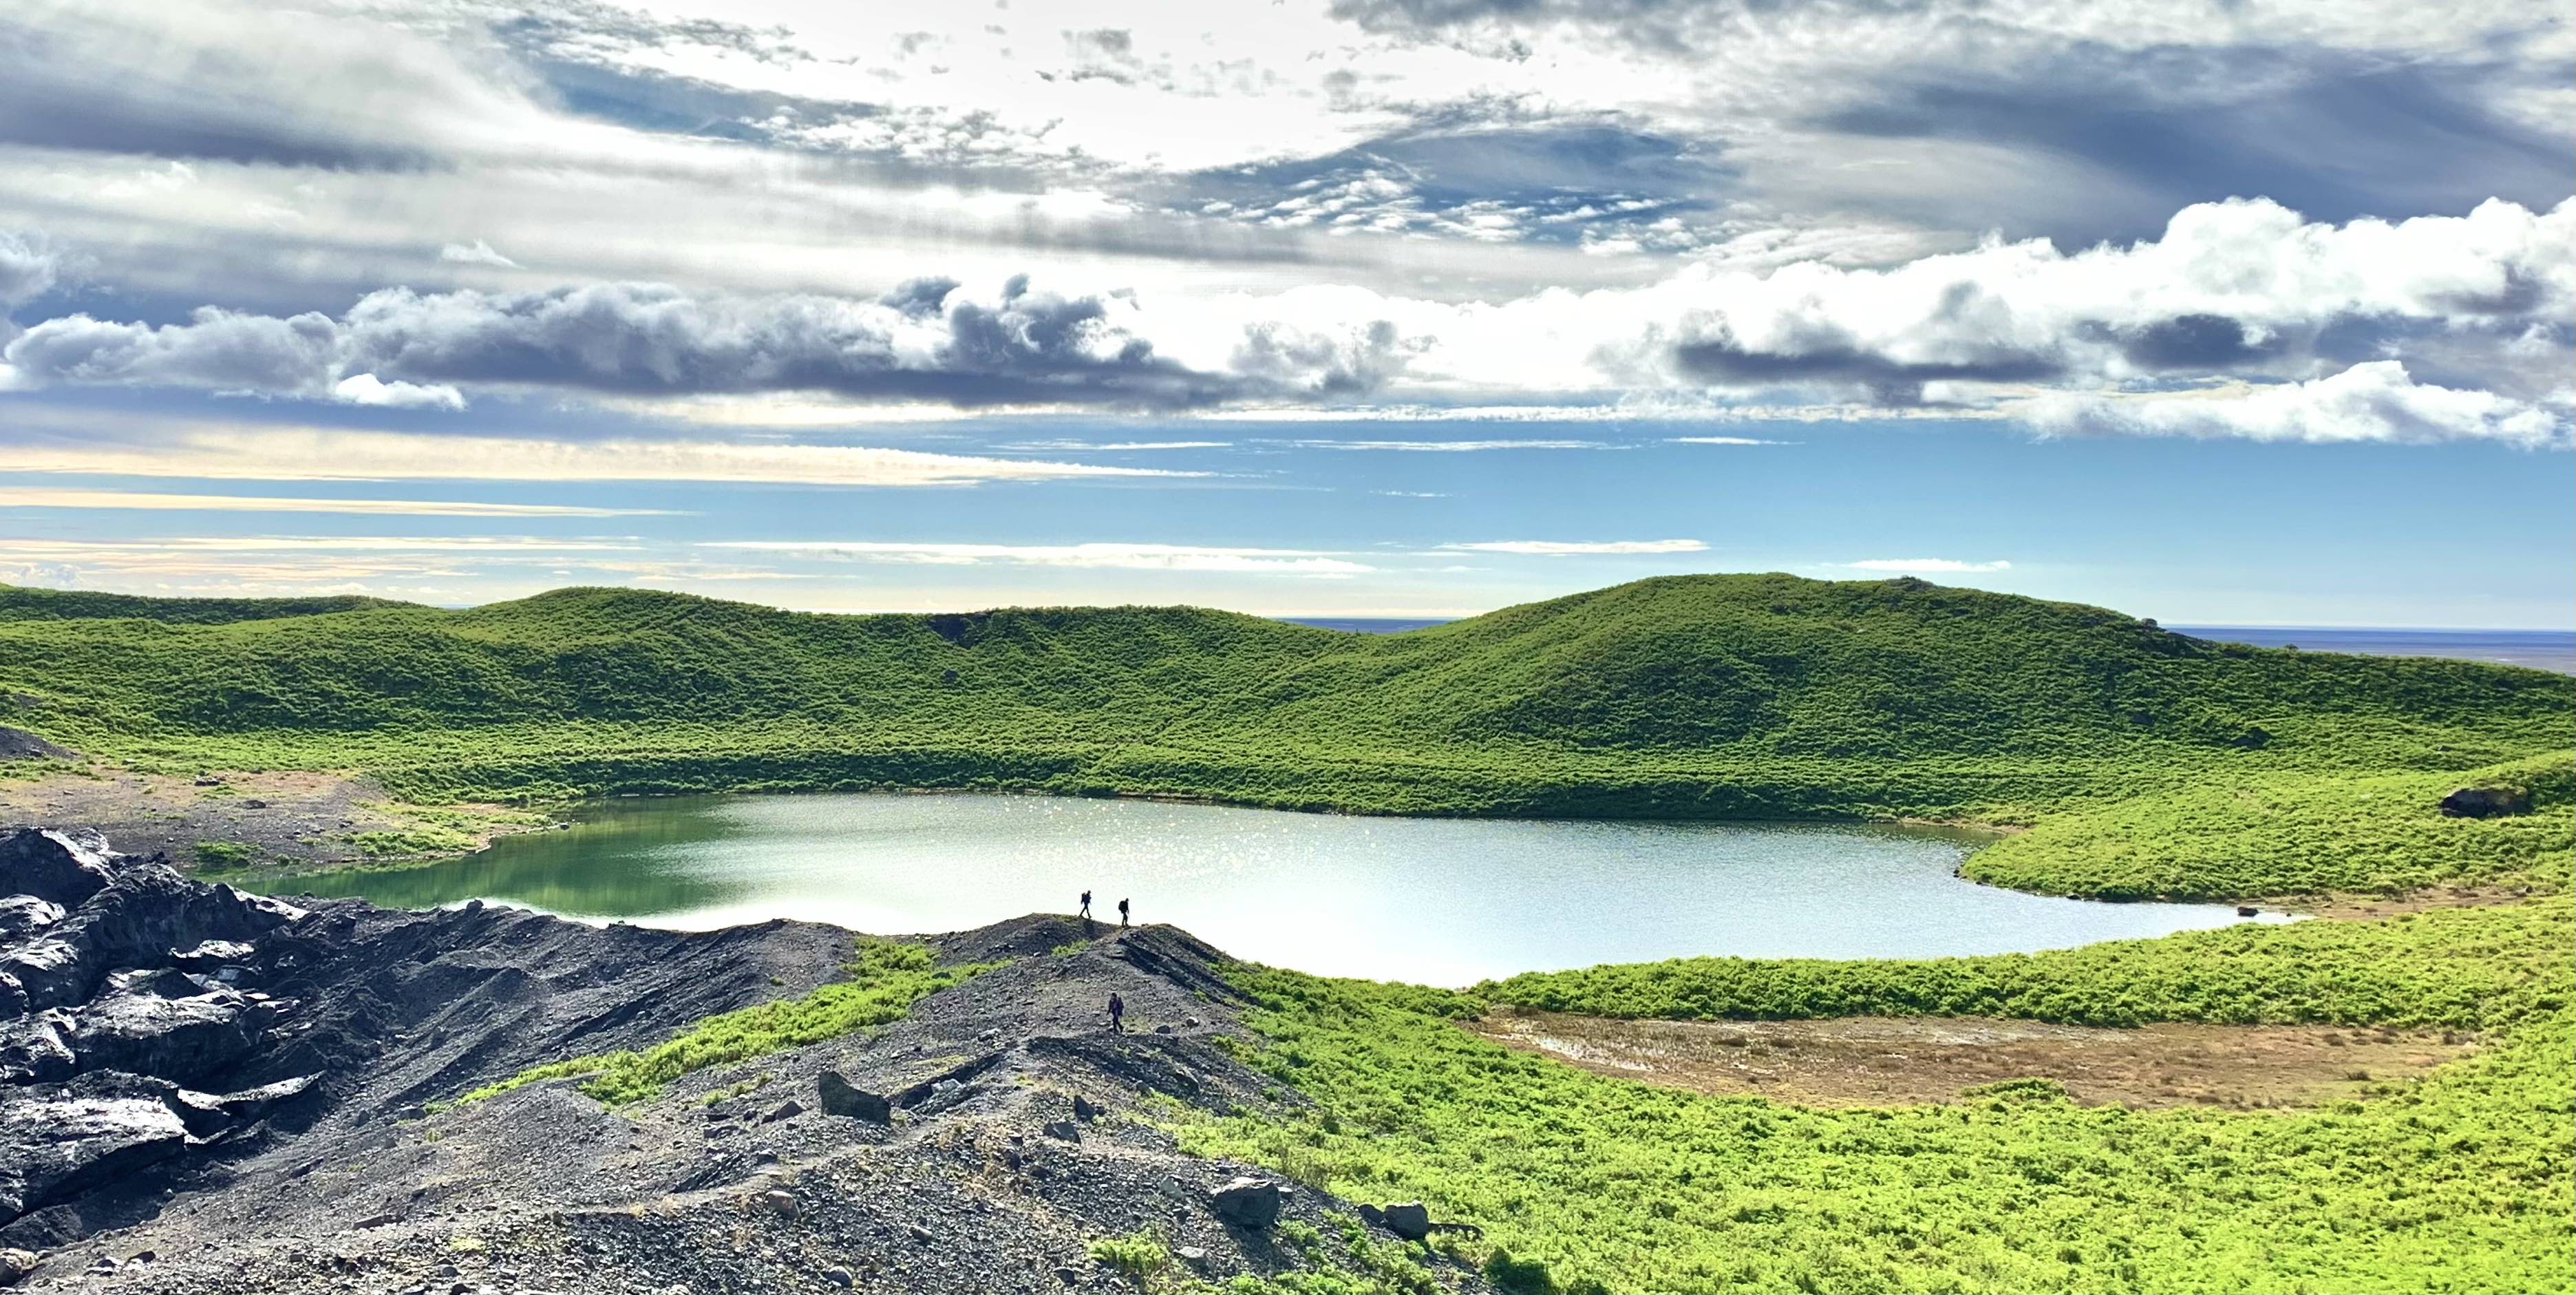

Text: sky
xmin=0 ymin=0 xmax=2568 ymax=626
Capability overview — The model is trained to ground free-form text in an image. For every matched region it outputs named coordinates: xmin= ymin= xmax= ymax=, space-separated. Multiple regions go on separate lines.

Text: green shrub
xmin=1086 ymin=1231 xmax=1170 ymax=1287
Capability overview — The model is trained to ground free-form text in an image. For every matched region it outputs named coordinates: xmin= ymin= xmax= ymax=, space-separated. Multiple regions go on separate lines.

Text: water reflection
xmin=264 ymin=792 xmax=2278 ymax=985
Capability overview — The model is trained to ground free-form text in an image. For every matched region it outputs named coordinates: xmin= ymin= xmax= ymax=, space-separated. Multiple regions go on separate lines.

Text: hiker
xmin=1117 ymin=897 xmax=1130 ymax=927
xmin=1078 ymin=889 xmax=1092 ymax=919
xmin=1108 ymin=991 xmax=1125 ymax=1034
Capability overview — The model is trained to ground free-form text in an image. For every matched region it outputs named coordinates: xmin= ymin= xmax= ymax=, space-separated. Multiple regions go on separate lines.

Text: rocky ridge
xmin=0 ymin=828 xmax=1489 ymax=1294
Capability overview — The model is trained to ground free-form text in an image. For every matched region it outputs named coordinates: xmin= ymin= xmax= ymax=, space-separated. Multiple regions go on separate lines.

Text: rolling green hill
xmin=1 ymin=574 xmax=2566 ymax=867
xmin=6 ymin=573 xmax=2570 ymax=1291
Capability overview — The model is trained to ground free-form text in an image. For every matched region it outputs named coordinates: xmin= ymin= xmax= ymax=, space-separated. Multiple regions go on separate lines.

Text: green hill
xmin=6 ymin=573 xmax=2568 ymax=1291
xmin=0 ymin=583 xmax=407 ymax=624
xmin=0 ymin=574 xmax=2564 ymax=860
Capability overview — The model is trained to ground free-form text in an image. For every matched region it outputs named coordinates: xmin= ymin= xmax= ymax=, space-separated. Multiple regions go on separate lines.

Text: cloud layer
xmin=6 ymin=196 xmax=2565 ymax=444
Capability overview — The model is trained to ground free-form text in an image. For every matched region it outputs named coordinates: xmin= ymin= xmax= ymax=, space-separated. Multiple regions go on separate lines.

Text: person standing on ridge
xmin=1118 ymin=897 xmax=1130 ymax=927
xmin=1107 ymin=992 xmax=1125 ymax=1034
xmin=1079 ymin=889 xmax=1092 ymax=919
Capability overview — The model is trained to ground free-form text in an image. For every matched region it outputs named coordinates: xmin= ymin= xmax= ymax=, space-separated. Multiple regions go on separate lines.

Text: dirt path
xmin=0 ymin=765 xmax=545 ymax=870
xmin=1468 ymin=1009 xmax=2476 ymax=1110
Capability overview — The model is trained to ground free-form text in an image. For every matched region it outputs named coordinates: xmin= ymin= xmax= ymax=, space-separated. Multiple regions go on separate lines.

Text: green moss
xmin=455 ymin=939 xmax=990 ymax=1106
xmin=191 ymin=839 xmax=253 ymax=867
xmin=1087 ymin=1232 xmax=1173 ymax=1287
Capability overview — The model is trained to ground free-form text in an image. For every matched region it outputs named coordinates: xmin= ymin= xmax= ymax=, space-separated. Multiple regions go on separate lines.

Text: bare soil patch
xmin=1467 ymin=1009 xmax=2476 ymax=1110
xmin=0 ymin=766 xmax=541 ymax=870
xmin=2279 ymin=885 xmax=2549 ymax=920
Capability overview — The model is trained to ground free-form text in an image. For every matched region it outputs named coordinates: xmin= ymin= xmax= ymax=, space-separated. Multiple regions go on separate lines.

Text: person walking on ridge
xmin=1117 ymin=897 xmax=1130 ymax=927
xmin=1107 ymin=991 xmax=1125 ymax=1034
xmin=1078 ymin=889 xmax=1092 ymax=919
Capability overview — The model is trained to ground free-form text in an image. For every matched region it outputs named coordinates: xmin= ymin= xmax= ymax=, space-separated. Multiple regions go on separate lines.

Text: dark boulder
xmin=0 ymin=830 xmax=114 ymax=909
xmin=54 ymin=971 xmax=270 ymax=1088
xmin=815 ymin=1071 xmax=890 ymax=1124
xmin=2439 ymin=787 xmax=2531 ymax=819
xmin=1210 ymin=1177 xmax=1281 ymax=1230
xmin=0 ymin=898 xmax=65 ymax=944
xmin=0 ymin=1072 xmax=192 ymax=1227
xmin=0 ymin=727 xmax=72 ymax=761
xmin=0 ymin=1245 xmax=34 ymax=1286
xmin=2 ymin=856 xmax=301 ymax=1013
xmin=1381 ymin=1201 xmax=1431 ymax=1241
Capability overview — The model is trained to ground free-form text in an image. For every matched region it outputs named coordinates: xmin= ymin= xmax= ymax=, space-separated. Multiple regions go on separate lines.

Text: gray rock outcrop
xmin=1211 ymin=1177 xmax=1282 ymax=1230
xmin=1381 ymin=1200 xmax=1433 ymax=1241
xmin=816 ymin=1070 xmax=890 ymax=1123
xmin=2439 ymin=786 xmax=2531 ymax=818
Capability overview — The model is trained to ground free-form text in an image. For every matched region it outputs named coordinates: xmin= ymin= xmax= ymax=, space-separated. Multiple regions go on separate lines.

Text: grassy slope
xmin=1175 ymin=768 xmax=2575 ymax=1293
xmin=2 ymin=573 xmax=2564 ymax=839
xmin=5 ymin=575 xmax=2570 ymax=1291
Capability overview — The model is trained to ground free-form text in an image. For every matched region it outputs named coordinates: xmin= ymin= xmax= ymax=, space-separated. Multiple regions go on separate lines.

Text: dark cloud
xmin=2106 ymin=315 xmax=2281 ymax=371
xmin=0 ymin=16 xmax=433 ymax=169
xmin=5 ymin=307 xmax=340 ymax=391
xmin=2 ymin=280 xmax=1261 ymax=411
xmin=513 ymin=53 xmax=862 ymax=145
xmin=1674 ymin=337 xmax=2062 ymax=406
xmin=1815 ymin=54 xmax=2570 ymax=246
xmin=334 ymin=280 xmax=1244 ymax=408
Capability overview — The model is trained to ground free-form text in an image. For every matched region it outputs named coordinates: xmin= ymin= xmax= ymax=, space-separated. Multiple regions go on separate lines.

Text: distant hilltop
xmin=0 ymin=574 xmax=2566 ymax=823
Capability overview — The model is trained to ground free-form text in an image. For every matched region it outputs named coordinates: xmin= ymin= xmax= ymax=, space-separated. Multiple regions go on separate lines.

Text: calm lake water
xmin=267 ymin=793 xmax=2281 ymax=985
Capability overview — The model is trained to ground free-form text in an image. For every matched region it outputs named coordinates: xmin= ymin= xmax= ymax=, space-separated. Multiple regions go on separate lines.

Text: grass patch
xmin=1179 ymin=929 xmax=2575 ymax=1295
xmin=455 ymin=939 xmax=990 ymax=1106
xmin=191 ymin=839 xmax=254 ymax=868
xmin=1087 ymin=1231 xmax=1173 ymax=1287
xmin=1962 ymin=752 xmax=2574 ymax=901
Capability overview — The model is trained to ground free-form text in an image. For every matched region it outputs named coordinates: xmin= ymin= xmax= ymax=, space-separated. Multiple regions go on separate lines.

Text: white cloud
xmin=1438 ymin=539 xmax=1707 ymax=555
xmin=9 ymin=196 xmax=2562 ymax=437
xmin=998 ymin=440 xmax=1230 ymax=451
xmin=1846 ymin=558 xmax=2014 ymax=573
xmin=0 ymin=422 xmax=1199 ymax=487
xmin=331 ymin=372 xmax=464 ymax=410
xmin=2019 ymin=362 xmax=2568 ymax=448
xmin=3 ymin=536 xmax=643 ymax=553
xmin=700 ymin=540 xmax=1373 ymax=577
xmin=1288 ymin=439 xmax=1612 ymax=452
xmin=0 ymin=487 xmax=680 ymax=516
xmin=0 ymin=231 xmax=59 ymax=308
xmin=438 ymin=240 xmax=518 ymax=269
xmin=1666 ymin=436 xmax=1786 ymax=445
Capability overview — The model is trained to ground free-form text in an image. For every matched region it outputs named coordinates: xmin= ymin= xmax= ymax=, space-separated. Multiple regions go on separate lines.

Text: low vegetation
xmin=1480 ymin=894 xmax=2571 ymax=1030
xmin=6 ymin=574 xmax=2568 ymax=1290
xmin=457 ymin=940 xmax=990 ymax=1106
xmin=0 ymin=576 xmax=2562 ymax=843
xmin=1183 ymin=936 xmax=2573 ymax=1294
xmin=1961 ymin=752 xmax=2573 ymax=901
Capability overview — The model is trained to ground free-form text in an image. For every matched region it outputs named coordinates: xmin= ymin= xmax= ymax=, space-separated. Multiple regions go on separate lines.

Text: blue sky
xmin=1 ymin=1 xmax=2568 ymax=625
